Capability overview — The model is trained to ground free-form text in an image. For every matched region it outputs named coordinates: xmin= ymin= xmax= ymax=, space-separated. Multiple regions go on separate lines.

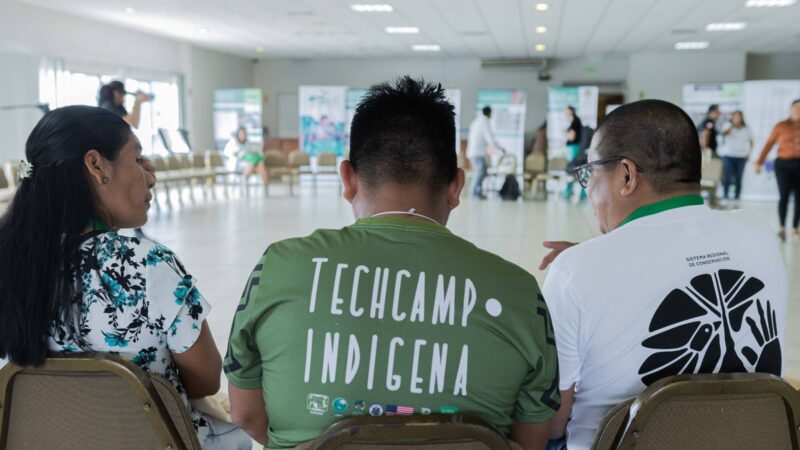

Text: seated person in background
xmin=224 ymin=125 xmax=269 ymax=190
xmin=0 ymin=106 xmax=251 ymax=450
xmin=224 ymin=77 xmax=560 ymax=449
xmin=539 ymin=100 xmax=787 ymax=450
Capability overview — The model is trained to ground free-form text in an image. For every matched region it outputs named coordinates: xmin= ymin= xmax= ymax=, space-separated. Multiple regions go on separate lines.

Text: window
xmin=45 ymin=67 xmax=183 ymax=156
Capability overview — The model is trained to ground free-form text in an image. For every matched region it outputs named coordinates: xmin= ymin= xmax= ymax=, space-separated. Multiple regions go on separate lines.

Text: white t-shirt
xmin=543 ymin=202 xmax=787 ymax=450
xmin=719 ymin=126 xmax=753 ymax=158
xmin=466 ymin=115 xmax=501 ymax=158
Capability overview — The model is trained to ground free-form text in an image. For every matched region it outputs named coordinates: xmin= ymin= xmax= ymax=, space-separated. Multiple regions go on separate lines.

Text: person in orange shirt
xmin=755 ymin=99 xmax=800 ymax=241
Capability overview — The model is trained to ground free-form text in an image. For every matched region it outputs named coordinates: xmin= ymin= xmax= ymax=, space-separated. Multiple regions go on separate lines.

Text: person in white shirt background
xmin=718 ymin=111 xmax=753 ymax=207
xmin=466 ymin=106 xmax=504 ymax=199
xmin=538 ymin=99 xmax=787 ymax=450
xmin=223 ymin=126 xmax=268 ymax=193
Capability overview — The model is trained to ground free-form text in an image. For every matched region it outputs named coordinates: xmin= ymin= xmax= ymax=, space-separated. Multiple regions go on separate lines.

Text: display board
xmin=445 ymin=88 xmax=462 ymax=154
xmin=476 ymin=89 xmax=527 ymax=173
xmin=299 ymin=86 xmax=348 ymax=156
xmin=212 ymin=88 xmax=263 ymax=151
xmin=741 ymin=80 xmax=800 ymax=200
xmin=546 ymin=86 xmax=599 ymax=158
xmin=344 ymin=88 xmax=368 ymax=157
xmin=682 ymin=83 xmax=743 ymax=129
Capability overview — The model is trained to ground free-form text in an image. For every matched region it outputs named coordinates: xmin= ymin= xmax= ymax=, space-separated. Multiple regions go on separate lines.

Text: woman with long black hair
xmin=0 ymin=106 xmax=250 ymax=449
xmin=756 ymin=99 xmax=800 ymax=241
xmin=97 ymin=80 xmax=151 ymax=129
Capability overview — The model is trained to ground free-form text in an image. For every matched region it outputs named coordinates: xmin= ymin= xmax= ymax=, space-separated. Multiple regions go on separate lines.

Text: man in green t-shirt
xmin=224 ymin=77 xmax=560 ymax=449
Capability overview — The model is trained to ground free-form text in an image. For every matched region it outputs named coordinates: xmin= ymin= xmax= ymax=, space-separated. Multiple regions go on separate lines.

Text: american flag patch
xmin=385 ymin=405 xmax=414 ymax=415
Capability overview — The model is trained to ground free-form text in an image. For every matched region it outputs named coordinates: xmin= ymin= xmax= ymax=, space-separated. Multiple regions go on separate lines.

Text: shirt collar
xmin=353 ymin=216 xmax=452 ymax=235
xmin=619 ymin=194 xmax=705 ymax=227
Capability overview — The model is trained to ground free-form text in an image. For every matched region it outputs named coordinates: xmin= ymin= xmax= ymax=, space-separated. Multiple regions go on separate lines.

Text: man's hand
xmin=539 ymin=241 xmax=578 ymax=270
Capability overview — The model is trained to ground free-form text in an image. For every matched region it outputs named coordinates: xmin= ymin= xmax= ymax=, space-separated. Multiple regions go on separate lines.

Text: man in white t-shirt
xmin=466 ymin=106 xmax=504 ymax=199
xmin=539 ymin=100 xmax=787 ymax=450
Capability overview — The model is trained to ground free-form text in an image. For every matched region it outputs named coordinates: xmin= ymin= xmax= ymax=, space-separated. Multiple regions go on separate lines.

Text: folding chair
xmin=300 ymin=414 xmax=517 ymax=450
xmin=0 ymin=352 xmax=201 ymax=450
xmin=590 ymin=373 xmax=800 ymax=450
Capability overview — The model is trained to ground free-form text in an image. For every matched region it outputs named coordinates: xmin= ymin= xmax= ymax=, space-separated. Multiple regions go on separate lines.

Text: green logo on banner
xmin=439 ymin=406 xmax=459 ymax=414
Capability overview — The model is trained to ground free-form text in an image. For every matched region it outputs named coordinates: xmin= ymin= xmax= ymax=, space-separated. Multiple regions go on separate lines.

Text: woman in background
xmin=755 ymin=99 xmax=800 ymax=241
xmin=98 ymin=80 xmax=151 ymax=129
xmin=0 ymin=106 xmax=251 ymax=449
xmin=718 ymin=110 xmax=753 ymax=207
xmin=224 ymin=126 xmax=268 ymax=192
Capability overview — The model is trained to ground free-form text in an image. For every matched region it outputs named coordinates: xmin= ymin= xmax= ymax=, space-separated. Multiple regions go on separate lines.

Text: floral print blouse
xmin=48 ymin=232 xmax=212 ymax=439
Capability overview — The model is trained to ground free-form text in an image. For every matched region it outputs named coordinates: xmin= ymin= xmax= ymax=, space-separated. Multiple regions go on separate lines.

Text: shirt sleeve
xmin=482 ymin=119 xmax=501 ymax=149
xmin=757 ymin=124 xmax=780 ymax=165
xmin=542 ymin=264 xmax=582 ymax=391
xmin=224 ymin=258 xmax=268 ymax=390
xmin=143 ymin=244 xmax=211 ymax=354
xmin=512 ymin=285 xmax=561 ymax=423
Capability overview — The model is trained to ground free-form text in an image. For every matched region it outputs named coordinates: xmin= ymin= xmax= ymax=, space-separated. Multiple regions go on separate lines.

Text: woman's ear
xmin=84 ymin=150 xmax=109 ymax=186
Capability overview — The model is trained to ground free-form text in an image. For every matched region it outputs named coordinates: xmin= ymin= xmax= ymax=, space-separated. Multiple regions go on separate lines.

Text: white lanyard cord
xmin=370 ymin=208 xmax=442 ymax=227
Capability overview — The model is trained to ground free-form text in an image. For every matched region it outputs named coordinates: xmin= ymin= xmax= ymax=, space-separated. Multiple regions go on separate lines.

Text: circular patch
xmin=369 ymin=404 xmax=384 ymax=416
xmin=332 ymin=397 xmax=348 ymax=414
xmin=485 ymin=298 xmax=503 ymax=317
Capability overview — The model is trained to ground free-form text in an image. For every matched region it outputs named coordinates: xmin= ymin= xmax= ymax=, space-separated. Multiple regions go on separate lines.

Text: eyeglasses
xmin=573 ymin=156 xmax=645 ymax=189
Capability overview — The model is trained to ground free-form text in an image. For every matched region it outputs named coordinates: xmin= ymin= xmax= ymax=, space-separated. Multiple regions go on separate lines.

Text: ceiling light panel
xmin=706 ymin=22 xmax=747 ymax=31
xmin=675 ymin=41 xmax=709 ymax=50
xmin=745 ymin=0 xmax=795 ymax=6
xmin=385 ymin=26 xmax=419 ymax=34
xmin=351 ymin=4 xmax=394 ymax=12
xmin=412 ymin=44 xmax=441 ymax=52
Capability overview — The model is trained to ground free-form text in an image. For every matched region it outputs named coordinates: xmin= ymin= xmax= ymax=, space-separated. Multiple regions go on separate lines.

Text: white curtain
xmin=38 ymin=56 xmax=65 ymax=110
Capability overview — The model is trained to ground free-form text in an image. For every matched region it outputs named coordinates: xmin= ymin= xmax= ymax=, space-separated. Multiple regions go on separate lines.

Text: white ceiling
xmin=14 ymin=0 xmax=800 ymax=59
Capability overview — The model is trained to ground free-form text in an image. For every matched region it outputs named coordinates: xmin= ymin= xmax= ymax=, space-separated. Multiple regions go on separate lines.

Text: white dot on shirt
xmin=485 ymin=298 xmax=502 ymax=317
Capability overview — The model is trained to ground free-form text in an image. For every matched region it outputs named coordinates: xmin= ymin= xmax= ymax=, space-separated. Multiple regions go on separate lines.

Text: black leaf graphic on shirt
xmin=638 ymin=270 xmax=780 ymax=386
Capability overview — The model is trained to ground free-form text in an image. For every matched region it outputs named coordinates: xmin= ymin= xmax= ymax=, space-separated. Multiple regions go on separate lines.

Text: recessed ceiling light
xmin=256 ymin=47 xmax=264 ymax=53
xmin=386 ymin=26 xmax=419 ymax=34
xmin=535 ymin=3 xmax=549 ymax=11
xmin=536 ymin=26 xmax=547 ymax=33
xmin=350 ymin=4 xmax=394 ymax=12
xmin=745 ymin=0 xmax=795 ymax=6
xmin=706 ymin=22 xmax=747 ymax=31
xmin=197 ymin=27 xmax=209 ymax=35
xmin=124 ymin=6 xmax=135 ymax=14
xmin=535 ymin=44 xmax=547 ymax=51
xmin=675 ymin=41 xmax=709 ymax=50
xmin=412 ymin=44 xmax=441 ymax=52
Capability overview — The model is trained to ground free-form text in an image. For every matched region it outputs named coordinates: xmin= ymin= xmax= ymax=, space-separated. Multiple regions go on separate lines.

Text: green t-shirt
xmin=224 ymin=216 xmax=560 ymax=449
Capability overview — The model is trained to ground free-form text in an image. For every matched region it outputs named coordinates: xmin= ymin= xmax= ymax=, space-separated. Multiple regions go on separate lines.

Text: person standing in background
xmin=755 ymin=99 xmax=800 ymax=241
xmin=467 ymin=106 xmax=504 ymax=199
xmin=699 ymin=104 xmax=720 ymax=158
xmin=98 ymin=80 xmax=152 ymax=239
xmin=98 ymin=80 xmax=152 ymax=129
xmin=565 ymin=106 xmax=582 ymax=163
xmin=718 ymin=111 xmax=753 ymax=207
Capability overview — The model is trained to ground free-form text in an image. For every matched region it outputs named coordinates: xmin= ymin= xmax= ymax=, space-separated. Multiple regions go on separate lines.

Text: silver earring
xmin=102 ymin=176 xmax=109 ymax=184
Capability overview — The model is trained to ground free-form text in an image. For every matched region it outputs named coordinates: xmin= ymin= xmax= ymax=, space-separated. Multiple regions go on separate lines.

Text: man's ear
xmin=620 ymin=160 xmax=640 ymax=197
xmin=84 ymin=150 xmax=109 ymax=186
xmin=340 ymin=160 xmax=358 ymax=204
xmin=448 ymin=169 xmax=466 ymax=210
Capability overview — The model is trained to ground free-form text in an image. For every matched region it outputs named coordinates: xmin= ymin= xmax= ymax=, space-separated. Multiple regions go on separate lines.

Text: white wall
xmin=0 ymin=51 xmax=42 ymax=163
xmin=0 ymin=1 xmax=255 ymax=157
xmin=254 ymin=56 xmax=629 ymax=139
xmin=184 ymin=46 xmax=255 ymax=151
xmin=627 ymin=51 xmax=747 ymax=105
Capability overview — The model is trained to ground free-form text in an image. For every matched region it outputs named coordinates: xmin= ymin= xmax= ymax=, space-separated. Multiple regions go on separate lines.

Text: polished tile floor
xmin=139 ymin=182 xmax=799 ymax=395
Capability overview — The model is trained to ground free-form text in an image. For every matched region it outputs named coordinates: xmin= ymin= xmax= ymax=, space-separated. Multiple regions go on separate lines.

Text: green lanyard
xmin=619 ymin=194 xmax=705 ymax=227
xmin=87 ymin=219 xmax=110 ymax=232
